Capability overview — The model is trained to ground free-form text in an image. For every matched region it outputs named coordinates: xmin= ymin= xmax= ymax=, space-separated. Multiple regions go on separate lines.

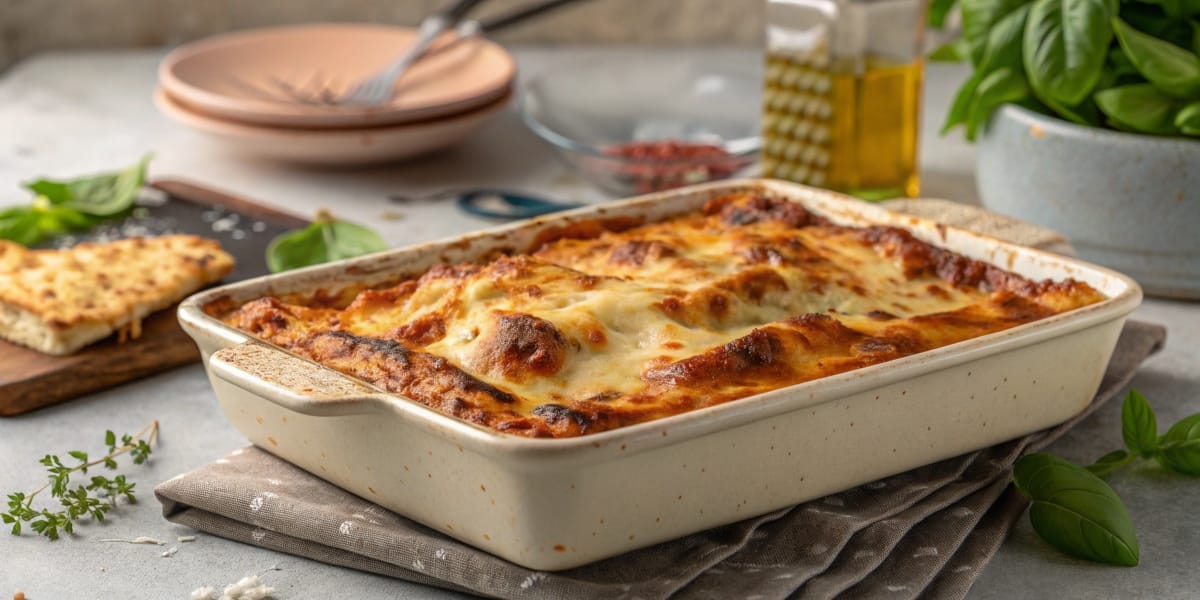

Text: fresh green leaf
xmin=1114 ymin=16 xmax=1200 ymax=98
xmin=26 ymin=180 xmax=70 ymax=204
xmin=1121 ymin=390 xmax=1160 ymax=454
xmin=1087 ymin=449 xmax=1134 ymax=478
xmin=967 ymin=67 xmax=1032 ymax=139
xmin=1096 ymin=84 xmax=1182 ymax=134
xmin=23 ymin=154 xmax=152 ymax=217
xmin=1013 ymin=453 xmax=1139 ymax=566
xmin=943 ymin=71 xmax=988 ymax=134
xmin=1192 ymin=19 xmax=1200 ymax=55
xmin=963 ymin=0 xmax=1032 ymax=66
xmin=3 ymin=422 xmax=157 ymax=539
xmin=930 ymin=38 xmax=970 ymax=62
xmin=1156 ymin=414 xmax=1200 ymax=475
xmin=266 ymin=211 xmax=387 ymax=273
xmin=1041 ymin=92 xmax=1104 ymax=125
xmin=980 ymin=3 xmax=1033 ymax=72
xmin=0 ymin=207 xmax=44 ymax=245
xmin=930 ymin=0 xmax=961 ymax=28
xmin=1024 ymin=0 xmax=1115 ymax=106
xmin=1176 ymin=101 xmax=1200 ymax=134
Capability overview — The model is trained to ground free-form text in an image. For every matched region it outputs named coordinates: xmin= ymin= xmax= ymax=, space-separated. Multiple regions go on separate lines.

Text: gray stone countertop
xmin=0 ymin=47 xmax=1196 ymax=599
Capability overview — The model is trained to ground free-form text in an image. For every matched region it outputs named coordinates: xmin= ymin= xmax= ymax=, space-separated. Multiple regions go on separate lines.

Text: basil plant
xmin=930 ymin=0 xmax=1200 ymax=140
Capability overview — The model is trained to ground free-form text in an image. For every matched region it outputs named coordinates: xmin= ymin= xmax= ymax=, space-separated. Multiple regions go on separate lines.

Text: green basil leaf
xmin=0 ymin=207 xmax=44 ymax=246
xmin=1024 ymin=0 xmax=1114 ymax=106
xmin=1156 ymin=414 xmax=1200 ymax=475
xmin=930 ymin=38 xmax=970 ymax=62
xmin=963 ymin=0 xmax=1032 ymax=66
xmin=26 ymin=181 xmax=71 ymax=204
xmin=1107 ymin=45 xmax=1141 ymax=79
xmin=322 ymin=220 xmax=387 ymax=262
xmin=1013 ymin=453 xmax=1139 ymax=566
xmin=1041 ymin=92 xmax=1103 ymax=125
xmin=942 ymin=71 xmax=988 ymax=134
xmin=1095 ymin=84 xmax=1181 ymax=134
xmin=1114 ymin=17 xmax=1200 ymax=98
xmin=967 ymin=67 xmax=1031 ymax=139
xmin=23 ymin=154 xmax=151 ymax=217
xmin=980 ymin=3 xmax=1033 ymax=72
xmin=930 ymin=0 xmax=960 ymax=28
xmin=266 ymin=213 xmax=387 ymax=273
xmin=1121 ymin=389 xmax=1160 ymax=455
xmin=1086 ymin=449 xmax=1132 ymax=478
xmin=1176 ymin=101 xmax=1200 ymax=134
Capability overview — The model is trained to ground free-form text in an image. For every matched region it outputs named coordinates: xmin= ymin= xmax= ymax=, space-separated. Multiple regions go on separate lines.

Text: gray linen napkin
xmin=156 ymin=321 xmax=1164 ymax=600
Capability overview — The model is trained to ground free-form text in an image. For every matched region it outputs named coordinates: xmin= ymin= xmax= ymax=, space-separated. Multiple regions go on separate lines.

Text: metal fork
xmin=339 ymin=0 xmax=485 ymax=106
xmin=263 ymin=0 xmax=591 ymax=106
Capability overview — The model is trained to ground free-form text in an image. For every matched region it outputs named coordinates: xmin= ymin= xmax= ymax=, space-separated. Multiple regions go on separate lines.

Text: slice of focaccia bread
xmin=0 ymin=235 xmax=235 ymax=355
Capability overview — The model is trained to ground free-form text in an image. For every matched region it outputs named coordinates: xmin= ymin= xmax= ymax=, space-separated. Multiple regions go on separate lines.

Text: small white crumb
xmin=99 ymin=536 xmax=166 ymax=545
xmin=221 ymin=575 xmax=275 ymax=600
xmin=191 ymin=574 xmax=276 ymax=599
xmin=162 ymin=546 xmax=179 ymax=558
xmin=178 ymin=535 xmax=197 ymax=543
xmin=191 ymin=586 xmax=217 ymax=600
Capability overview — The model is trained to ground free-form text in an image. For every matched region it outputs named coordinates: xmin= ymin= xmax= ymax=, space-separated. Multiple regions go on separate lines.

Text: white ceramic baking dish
xmin=178 ymin=179 xmax=1142 ymax=570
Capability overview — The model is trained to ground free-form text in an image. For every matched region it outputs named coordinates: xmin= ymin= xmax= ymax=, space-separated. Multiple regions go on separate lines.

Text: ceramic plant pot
xmin=977 ymin=104 xmax=1200 ymax=299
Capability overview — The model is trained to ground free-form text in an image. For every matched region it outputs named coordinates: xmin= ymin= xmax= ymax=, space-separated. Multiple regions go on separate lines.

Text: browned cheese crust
xmin=225 ymin=193 xmax=1105 ymax=437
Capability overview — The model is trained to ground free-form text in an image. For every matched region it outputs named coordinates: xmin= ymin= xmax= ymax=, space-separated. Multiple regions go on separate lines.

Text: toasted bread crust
xmin=0 ymin=235 xmax=234 ymax=354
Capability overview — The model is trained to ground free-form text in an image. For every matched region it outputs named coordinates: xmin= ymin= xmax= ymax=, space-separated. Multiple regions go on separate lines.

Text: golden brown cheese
xmin=225 ymin=193 xmax=1105 ymax=438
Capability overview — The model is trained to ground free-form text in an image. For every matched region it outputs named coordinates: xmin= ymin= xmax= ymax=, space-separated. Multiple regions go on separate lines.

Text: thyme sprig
xmin=1 ymin=420 xmax=159 ymax=540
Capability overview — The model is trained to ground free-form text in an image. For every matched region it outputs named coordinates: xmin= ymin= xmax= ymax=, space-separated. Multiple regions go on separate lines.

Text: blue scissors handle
xmin=455 ymin=189 xmax=583 ymax=220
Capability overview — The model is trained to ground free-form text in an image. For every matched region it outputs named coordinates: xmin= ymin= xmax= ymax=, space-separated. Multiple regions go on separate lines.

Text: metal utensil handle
xmin=479 ymin=0 xmax=594 ymax=32
xmin=440 ymin=0 xmax=489 ymax=21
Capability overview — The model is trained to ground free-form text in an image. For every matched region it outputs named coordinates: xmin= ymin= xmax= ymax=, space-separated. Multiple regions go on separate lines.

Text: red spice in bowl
xmin=599 ymin=140 xmax=750 ymax=194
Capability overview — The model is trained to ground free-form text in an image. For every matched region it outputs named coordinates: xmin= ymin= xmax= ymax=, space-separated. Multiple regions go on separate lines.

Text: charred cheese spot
xmin=608 ymin=240 xmax=676 ymax=266
xmin=476 ymin=312 xmax=569 ymax=381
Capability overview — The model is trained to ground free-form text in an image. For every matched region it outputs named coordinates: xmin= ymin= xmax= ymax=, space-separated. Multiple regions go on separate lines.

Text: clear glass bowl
xmin=520 ymin=54 xmax=762 ymax=196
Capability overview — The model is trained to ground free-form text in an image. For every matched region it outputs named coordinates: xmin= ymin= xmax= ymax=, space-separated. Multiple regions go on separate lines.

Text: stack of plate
xmin=156 ymin=24 xmax=516 ymax=166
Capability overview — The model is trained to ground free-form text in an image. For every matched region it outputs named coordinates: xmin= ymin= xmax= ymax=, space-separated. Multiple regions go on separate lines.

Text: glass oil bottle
xmin=762 ymin=0 xmax=925 ymax=200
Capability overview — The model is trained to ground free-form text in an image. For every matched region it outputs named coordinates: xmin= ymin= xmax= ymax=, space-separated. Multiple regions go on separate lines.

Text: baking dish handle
xmin=207 ymin=342 xmax=393 ymax=417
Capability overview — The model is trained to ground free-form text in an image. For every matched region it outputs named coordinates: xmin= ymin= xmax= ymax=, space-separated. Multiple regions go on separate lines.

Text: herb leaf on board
xmin=24 ymin=153 xmax=152 ymax=217
xmin=266 ymin=210 xmax=388 ymax=273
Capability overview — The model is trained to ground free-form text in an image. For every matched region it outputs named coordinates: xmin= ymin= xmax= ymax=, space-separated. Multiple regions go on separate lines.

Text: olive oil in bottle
xmin=762 ymin=0 xmax=925 ymax=200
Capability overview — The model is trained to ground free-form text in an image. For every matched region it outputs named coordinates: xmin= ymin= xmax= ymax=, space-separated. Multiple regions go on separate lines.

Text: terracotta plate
xmin=159 ymin=23 xmax=516 ymax=128
xmin=154 ymin=87 xmax=511 ymax=166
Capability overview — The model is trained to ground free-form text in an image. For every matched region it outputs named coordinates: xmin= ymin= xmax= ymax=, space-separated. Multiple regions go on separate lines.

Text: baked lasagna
xmin=223 ymin=192 xmax=1105 ymax=438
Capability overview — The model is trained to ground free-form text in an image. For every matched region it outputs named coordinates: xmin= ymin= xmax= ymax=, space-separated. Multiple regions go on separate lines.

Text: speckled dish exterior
xmin=178 ymin=179 xmax=1141 ymax=570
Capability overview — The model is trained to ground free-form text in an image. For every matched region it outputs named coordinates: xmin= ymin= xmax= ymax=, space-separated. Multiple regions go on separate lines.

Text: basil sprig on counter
xmin=266 ymin=209 xmax=387 ymax=273
xmin=1012 ymin=390 xmax=1200 ymax=566
xmin=0 ymin=154 xmax=151 ymax=246
xmin=1013 ymin=453 xmax=1140 ymax=566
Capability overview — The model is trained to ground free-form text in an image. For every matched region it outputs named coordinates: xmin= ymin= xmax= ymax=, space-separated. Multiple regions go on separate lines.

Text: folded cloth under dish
xmin=156 ymin=320 xmax=1163 ymax=600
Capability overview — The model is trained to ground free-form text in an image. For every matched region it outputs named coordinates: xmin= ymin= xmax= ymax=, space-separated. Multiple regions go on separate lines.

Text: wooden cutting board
xmin=0 ymin=179 xmax=308 ymax=416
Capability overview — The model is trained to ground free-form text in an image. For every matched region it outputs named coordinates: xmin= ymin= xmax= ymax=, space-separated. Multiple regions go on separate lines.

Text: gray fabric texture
xmin=156 ymin=321 xmax=1164 ymax=600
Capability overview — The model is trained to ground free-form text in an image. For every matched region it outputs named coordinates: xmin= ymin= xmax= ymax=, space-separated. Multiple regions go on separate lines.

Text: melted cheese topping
xmin=225 ymin=193 xmax=1105 ymax=437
